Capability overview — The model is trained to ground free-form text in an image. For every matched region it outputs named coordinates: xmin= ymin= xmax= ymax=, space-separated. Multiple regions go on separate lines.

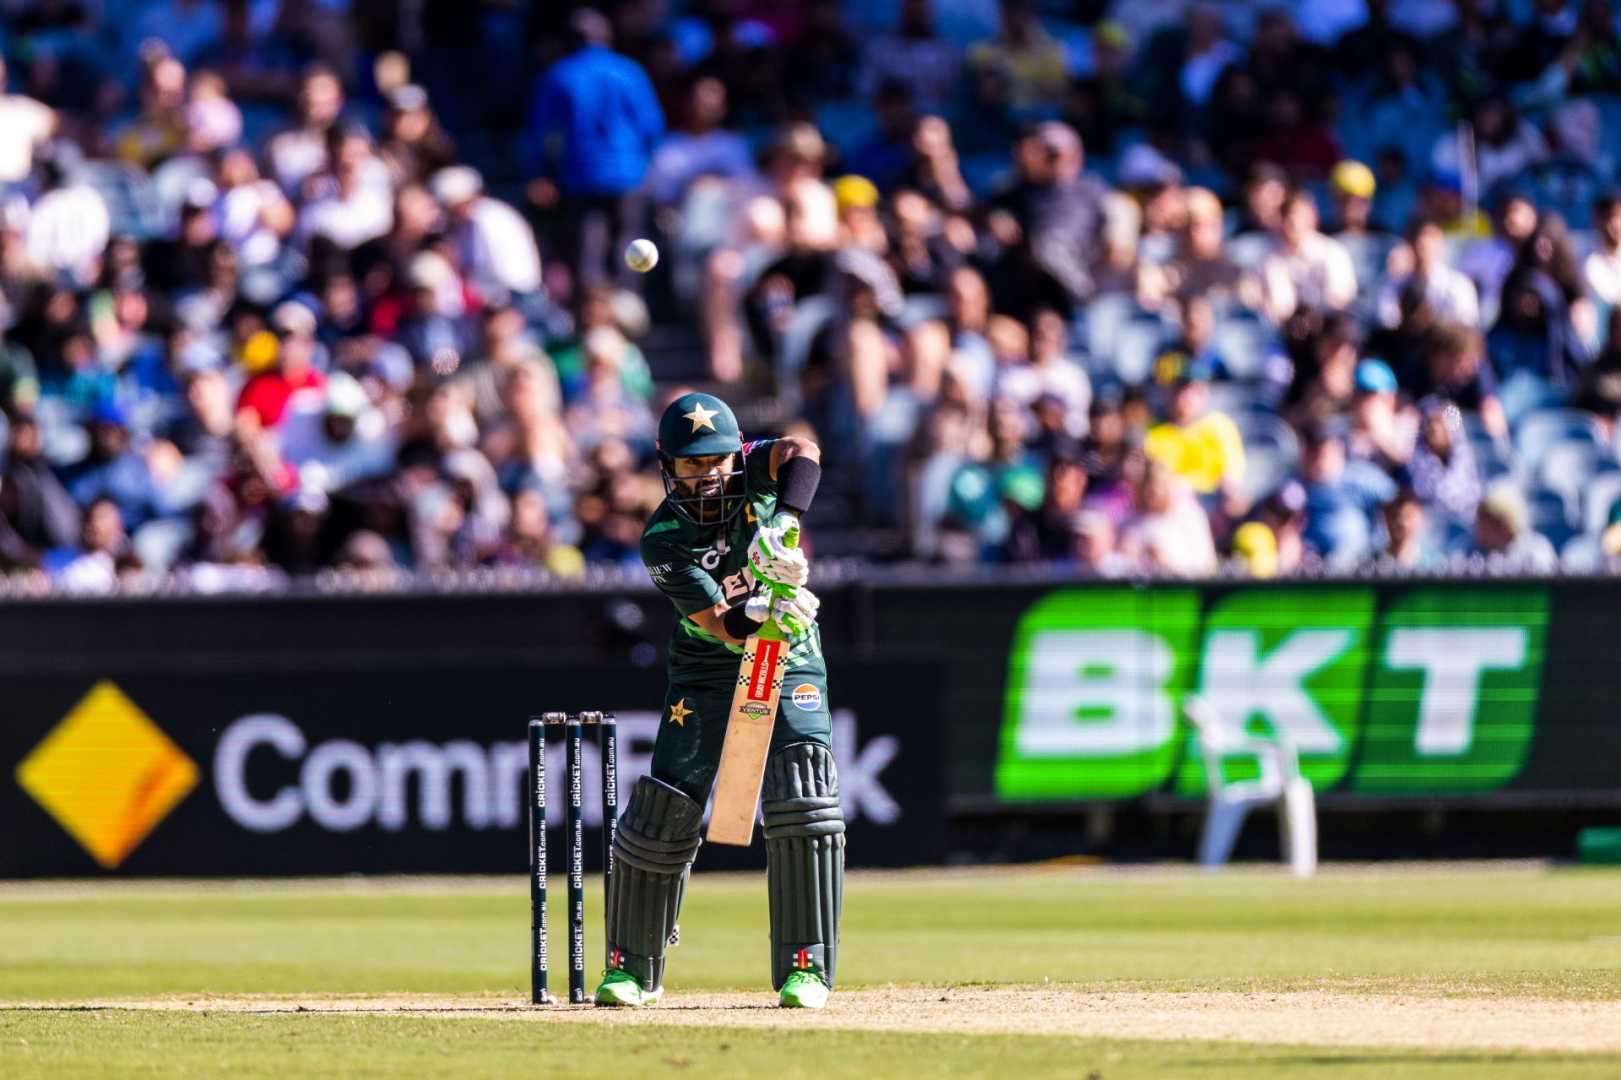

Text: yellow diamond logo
xmin=15 ymin=680 xmax=198 ymax=869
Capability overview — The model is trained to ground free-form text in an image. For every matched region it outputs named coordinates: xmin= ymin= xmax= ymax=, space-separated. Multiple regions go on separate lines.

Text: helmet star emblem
xmin=684 ymin=403 xmax=719 ymax=433
xmin=668 ymin=698 xmax=693 ymax=726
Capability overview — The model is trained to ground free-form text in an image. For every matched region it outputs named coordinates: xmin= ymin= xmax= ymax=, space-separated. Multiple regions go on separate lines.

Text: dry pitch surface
xmin=20 ymin=986 xmax=1621 ymax=1054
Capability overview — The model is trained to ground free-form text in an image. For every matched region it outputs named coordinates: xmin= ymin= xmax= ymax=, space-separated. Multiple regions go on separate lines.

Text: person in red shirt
xmin=237 ymin=301 xmax=327 ymax=428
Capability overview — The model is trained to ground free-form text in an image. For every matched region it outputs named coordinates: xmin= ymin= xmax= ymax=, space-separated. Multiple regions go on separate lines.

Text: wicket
xmin=528 ymin=710 xmax=618 ymax=1005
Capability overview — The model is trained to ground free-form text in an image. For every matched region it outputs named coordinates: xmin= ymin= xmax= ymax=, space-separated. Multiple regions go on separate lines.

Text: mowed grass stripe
xmin=4 ymin=1011 xmax=1621 ymax=1080
xmin=1 ymin=868 xmax=1619 ymax=1001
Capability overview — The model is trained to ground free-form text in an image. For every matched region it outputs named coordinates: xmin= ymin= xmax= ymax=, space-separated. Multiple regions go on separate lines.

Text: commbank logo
xmin=14 ymin=680 xmax=198 ymax=868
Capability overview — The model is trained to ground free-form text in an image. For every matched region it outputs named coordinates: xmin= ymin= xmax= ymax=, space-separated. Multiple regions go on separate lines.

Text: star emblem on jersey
xmin=668 ymin=698 xmax=693 ymax=726
xmin=684 ymin=403 xmax=719 ymax=433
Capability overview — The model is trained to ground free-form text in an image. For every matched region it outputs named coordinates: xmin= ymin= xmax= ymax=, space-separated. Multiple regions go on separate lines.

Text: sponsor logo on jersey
xmin=699 ymin=536 xmax=731 ymax=570
xmin=791 ymin=684 xmax=822 ymax=711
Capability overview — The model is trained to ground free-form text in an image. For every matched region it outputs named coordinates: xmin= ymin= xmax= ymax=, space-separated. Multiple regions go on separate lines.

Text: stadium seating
xmin=1584 ymin=471 xmax=1621 ymax=536
xmin=1514 ymin=409 xmax=1610 ymax=475
xmin=1529 ymin=488 xmax=1579 ymax=550
xmin=1110 ymin=319 xmax=1168 ymax=385
xmin=1210 ymin=313 xmax=1273 ymax=381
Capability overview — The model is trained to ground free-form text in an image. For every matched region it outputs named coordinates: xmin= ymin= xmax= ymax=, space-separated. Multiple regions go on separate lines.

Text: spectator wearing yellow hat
xmin=1230 ymin=520 xmax=1279 ymax=577
xmin=1144 ymin=355 xmax=1246 ymax=507
xmin=1328 ymin=160 xmax=1377 ymax=237
xmin=236 ymin=302 xmax=327 ymax=430
xmin=832 ymin=175 xmax=887 ymax=254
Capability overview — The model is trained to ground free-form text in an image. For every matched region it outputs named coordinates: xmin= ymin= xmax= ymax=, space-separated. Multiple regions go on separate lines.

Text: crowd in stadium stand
xmin=2 ymin=0 xmax=1621 ymax=592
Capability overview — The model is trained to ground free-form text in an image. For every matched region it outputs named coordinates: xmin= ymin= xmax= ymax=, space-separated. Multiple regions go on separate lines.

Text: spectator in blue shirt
xmin=1297 ymin=422 xmax=1396 ymax=566
xmin=57 ymin=404 xmax=163 ymax=530
xmin=526 ymin=9 xmax=665 ymax=292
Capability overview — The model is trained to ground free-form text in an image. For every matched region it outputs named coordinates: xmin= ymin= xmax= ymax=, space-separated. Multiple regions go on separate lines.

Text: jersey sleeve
xmin=642 ymin=530 xmax=724 ymax=617
xmin=742 ymin=437 xmax=779 ymax=497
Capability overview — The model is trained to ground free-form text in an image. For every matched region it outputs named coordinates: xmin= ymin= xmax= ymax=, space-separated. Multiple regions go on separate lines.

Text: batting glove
xmin=747 ymin=516 xmax=809 ymax=589
xmin=745 ymin=585 xmax=820 ymax=638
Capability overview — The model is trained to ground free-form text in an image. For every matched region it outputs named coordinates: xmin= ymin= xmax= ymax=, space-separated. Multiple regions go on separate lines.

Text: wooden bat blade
xmin=708 ymin=634 xmax=787 ymax=845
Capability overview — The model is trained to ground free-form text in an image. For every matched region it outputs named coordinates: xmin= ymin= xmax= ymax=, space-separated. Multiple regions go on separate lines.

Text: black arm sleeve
xmin=723 ymin=601 xmax=765 ymax=639
xmin=777 ymin=453 xmax=821 ymax=516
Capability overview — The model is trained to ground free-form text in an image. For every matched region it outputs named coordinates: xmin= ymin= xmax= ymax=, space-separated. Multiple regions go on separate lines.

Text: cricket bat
xmin=707 ymin=518 xmax=799 ymax=845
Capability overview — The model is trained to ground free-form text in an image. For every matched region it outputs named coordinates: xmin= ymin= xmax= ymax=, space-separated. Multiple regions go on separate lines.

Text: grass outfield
xmin=4 ymin=865 xmax=1621 ymax=1077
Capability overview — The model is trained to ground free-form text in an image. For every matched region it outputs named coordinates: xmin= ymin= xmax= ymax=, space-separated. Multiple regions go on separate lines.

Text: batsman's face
xmin=671 ymin=453 xmax=737 ymax=499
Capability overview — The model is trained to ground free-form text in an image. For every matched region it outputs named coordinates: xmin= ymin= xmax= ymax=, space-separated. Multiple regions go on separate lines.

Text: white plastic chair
xmin=1210 ymin=314 xmax=1271 ymax=380
xmin=1111 ymin=319 xmax=1167 ymax=385
xmin=1537 ymin=444 xmax=1608 ymax=521
xmin=1183 ymin=695 xmax=1317 ymax=877
xmin=1561 ymin=532 xmax=1605 ymax=572
xmin=1083 ymin=293 xmax=1136 ymax=361
xmin=1514 ymin=407 xmax=1602 ymax=470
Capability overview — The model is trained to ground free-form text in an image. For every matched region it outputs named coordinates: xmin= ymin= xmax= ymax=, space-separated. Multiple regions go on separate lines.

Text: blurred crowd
xmin=4 ymin=0 xmax=1621 ymax=593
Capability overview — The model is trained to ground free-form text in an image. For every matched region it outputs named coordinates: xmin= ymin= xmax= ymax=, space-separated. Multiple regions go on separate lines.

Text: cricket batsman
xmin=594 ymin=391 xmax=841 ymax=1009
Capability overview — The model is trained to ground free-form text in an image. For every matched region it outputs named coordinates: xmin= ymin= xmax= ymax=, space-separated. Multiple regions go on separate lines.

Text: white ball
xmin=624 ymin=238 xmax=659 ymax=273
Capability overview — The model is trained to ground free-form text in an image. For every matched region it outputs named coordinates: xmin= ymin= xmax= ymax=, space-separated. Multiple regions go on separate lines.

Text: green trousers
xmin=651 ymin=654 xmax=832 ymax=805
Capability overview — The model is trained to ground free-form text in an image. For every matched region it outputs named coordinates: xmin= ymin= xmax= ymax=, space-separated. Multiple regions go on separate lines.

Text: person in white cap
xmin=396 ymin=249 xmax=472 ymax=376
xmin=25 ymin=142 xmax=110 ymax=286
xmin=430 ymin=165 xmax=542 ymax=297
xmin=277 ymin=371 xmax=396 ymax=492
xmin=0 ymin=57 xmax=57 ymax=184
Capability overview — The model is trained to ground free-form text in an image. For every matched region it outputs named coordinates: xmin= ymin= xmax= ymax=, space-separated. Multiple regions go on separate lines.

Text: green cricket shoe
xmin=778 ymin=968 xmax=830 ymax=1009
xmin=594 ymin=968 xmax=663 ymax=1007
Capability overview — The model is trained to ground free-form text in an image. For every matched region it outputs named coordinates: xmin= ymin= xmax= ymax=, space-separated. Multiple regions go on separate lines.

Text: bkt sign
xmin=998 ymin=587 xmax=1550 ymax=800
xmin=216 ymin=711 xmax=899 ymax=834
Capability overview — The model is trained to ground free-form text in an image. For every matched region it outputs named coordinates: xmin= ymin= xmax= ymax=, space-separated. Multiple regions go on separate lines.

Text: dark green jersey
xmin=641 ymin=438 xmax=823 ymax=674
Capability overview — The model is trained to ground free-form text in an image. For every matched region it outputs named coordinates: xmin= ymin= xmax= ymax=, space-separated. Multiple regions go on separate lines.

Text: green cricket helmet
xmin=657 ymin=391 xmax=747 ymax=525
